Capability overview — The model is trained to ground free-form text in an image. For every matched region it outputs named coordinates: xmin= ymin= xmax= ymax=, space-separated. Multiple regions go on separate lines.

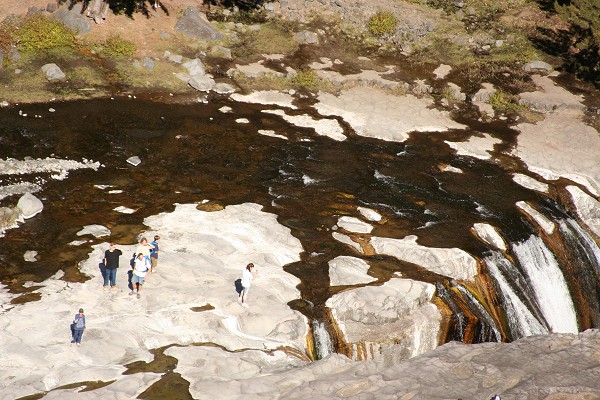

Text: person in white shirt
xmin=130 ymin=253 xmax=150 ymax=299
xmin=239 ymin=263 xmax=257 ymax=308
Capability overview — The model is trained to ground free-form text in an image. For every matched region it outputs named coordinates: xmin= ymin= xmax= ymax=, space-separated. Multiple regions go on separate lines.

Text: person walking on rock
xmin=103 ymin=242 xmax=122 ymax=290
xmin=239 ymin=263 xmax=257 ymax=308
xmin=130 ymin=253 xmax=150 ymax=299
xmin=150 ymin=235 xmax=160 ymax=274
xmin=71 ymin=308 xmax=86 ymax=345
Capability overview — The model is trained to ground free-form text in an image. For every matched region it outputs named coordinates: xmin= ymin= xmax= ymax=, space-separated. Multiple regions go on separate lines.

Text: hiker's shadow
xmin=234 ymin=278 xmax=243 ymax=296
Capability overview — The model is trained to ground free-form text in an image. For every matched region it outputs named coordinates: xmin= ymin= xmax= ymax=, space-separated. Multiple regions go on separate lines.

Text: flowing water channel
xmin=1 ymin=93 xmax=599 ymax=354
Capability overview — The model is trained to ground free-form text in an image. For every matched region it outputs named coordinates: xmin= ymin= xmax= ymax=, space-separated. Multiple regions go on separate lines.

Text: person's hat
xmin=79 ymin=308 xmax=84 ymax=313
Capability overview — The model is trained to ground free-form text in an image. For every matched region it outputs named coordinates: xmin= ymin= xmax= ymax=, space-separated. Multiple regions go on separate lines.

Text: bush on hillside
xmin=10 ymin=15 xmax=76 ymax=52
xmin=100 ymin=34 xmax=136 ymax=57
xmin=368 ymin=11 xmax=398 ymax=37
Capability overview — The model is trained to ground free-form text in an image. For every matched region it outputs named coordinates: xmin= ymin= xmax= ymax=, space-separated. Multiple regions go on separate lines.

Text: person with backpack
xmin=130 ymin=253 xmax=150 ymax=299
xmin=71 ymin=308 xmax=86 ymax=345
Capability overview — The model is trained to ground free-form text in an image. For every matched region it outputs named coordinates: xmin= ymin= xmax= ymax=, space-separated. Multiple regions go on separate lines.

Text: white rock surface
xmin=0 ymin=157 xmax=100 ymax=175
xmin=258 ymin=129 xmax=288 ymax=140
xmin=76 ymin=224 xmax=111 ymax=238
xmin=370 ymin=235 xmax=477 ymax=281
xmin=23 ymin=250 xmax=38 ymax=262
xmin=329 ymin=256 xmax=376 ymax=286
xmin=357 ymin=206 xmax=382 ymax=222
xmin=566 ymin=185 xmax=600 ymax=237
xmin=0 ymin=203 xmax=306 ymax=399
xmin=262 ymin=109 xmax=346 ymax=141
xmin=433 ymin=64 xmax=451 ymax=79
xmin=516 ymin=201 xmax=555 ymax=234
xmin=315 ymin=87 xmax=465 ymax=142
xmin=232 ymin=90 xmax=297 ymax=109
xmin=445 ymin=132 xmax=502 ymax=160
xmin=472 ymin=223 xmax=507 ymax=251
xmin=16 ymin=192 xmax=43 ymax=218
xmin=332 ymin=232 xmax=363 ymax=254
xmin=126 ymin=156 xmax=141 ymax=166
xmin=326 ymin=278 xmax=440 ymax=362
xmin=336 ymin=216 xmax=372 ymax=234
xmin=512 ymin=173 xmax=549 ymax=193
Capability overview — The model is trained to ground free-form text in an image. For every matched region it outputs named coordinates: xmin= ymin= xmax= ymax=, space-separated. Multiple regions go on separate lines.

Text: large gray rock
xmin=295 ymin=30 xmax=319 ymax=44
xmin=189 ymin=75 xmax=215 ymax=92
xmin=16 ymin=193 xmax=43 ymax=219
xmin=523 ymin=60 xmax=553 ymax=72
xmin=50 ymin=7 xmax=92 ymax=35
xmin=8 ymin=46 xmax=21 ymax=62
xmin=213 ymin=82 xmax=236 ymax=94
xmin=182 ymin=58 xmax=205 ymax=76
xmin=41 ymin=63 xmax=66 ymax=81
xmin=175 ymin=7 xmax=224 ymax=41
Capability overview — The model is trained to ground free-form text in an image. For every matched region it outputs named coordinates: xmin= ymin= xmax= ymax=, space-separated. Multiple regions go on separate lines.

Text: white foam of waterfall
xmin=512 ymin=236 xmax=578 ymax=333
xmin=559 ymin=219 xmax=600 ymax=273
xmin=485 ymin=252 xmax=547 ymax=338
xmin=454 ymin=284 xmax=502 ymax=342
xmin=312 ymin=320 xmax=334 ymax=359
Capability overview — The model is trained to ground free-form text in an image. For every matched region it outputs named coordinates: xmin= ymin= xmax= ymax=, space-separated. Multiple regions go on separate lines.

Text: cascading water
xmin=435 ymin=283 xmax=466 ymax=341
xmin=558 ymin=219 xmax=600 ymax=275
xmin=484 ymin=252 xmax=548 ymax=339
xmin=512 ymin=235 xmax=578 ymax=333
xmin=453 ymin=283 xmax=502 ymax=342
xmin=312 ymin=320 xmax=334 ymax=360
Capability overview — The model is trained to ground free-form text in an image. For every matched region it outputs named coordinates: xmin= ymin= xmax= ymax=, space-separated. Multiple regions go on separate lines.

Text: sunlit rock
xmin=566 ymin=185 xmax=600 ymax=237
xmin=371 ymin=235 xmax=477 ymax=281
xmin=445 ymin=132 xmax=501 ymax=160
xmin=516 ymin=201 xmax=555 ymax=235
xmin=512 ymin=173 xmax=549 ymax=193
xmin=336 ymin=216 xmax=372 ymax=234
xmin=329 ymin=256 xmax=376 ymax=286
xmin=332 ymin=232 xmax=363 ymax=254
xmin=76 ymin=224 xmax=111 ymax=238
xmin=126 ymin=156 xmax=141 ymax=166
xmin=23 ymin=250 xmax=38 ymax=262
xmin=262 ymin=109 xmax=346 ymax=141
xmin=327 ymin=278 xmax=440 ymax=363
xmin=472 ymin=223 xmax=507 ymax=251
xmin=41 ymin=63 xmax=66 ymax=82
xmin=357 ymin=206 xmax=382 ymax=222
xmin=519 ymin=75 xmax=584 ymax=113
xmin=433 ymin=64 xmax=451 ymax=79
xmin=16 ymin=192 xmax=43 ymax=219
xmin=231 ymin=90 xmax=297 ymax=109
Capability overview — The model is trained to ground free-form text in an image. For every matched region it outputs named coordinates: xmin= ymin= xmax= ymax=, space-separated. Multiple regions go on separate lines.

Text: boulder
xmin=16 ymin=193 xmax=43 ymax=219
xmin=126 ymin=156 xmax=141 ymax=166
xmin=41 ymin=63 xmax=66 ymax=81
xmin=189 ymin=75 xmax=215 ymax=92
xmin=8 ymin=46 xmax=21 ymax=62
xmin=175 ymin=7 xmax=224 ymax=41
xmin=329 ymin=256 xmax=377 ymax=286
xmin=182 ymin=58 xmax=205 ymax=76
xmin=212 ymin=45 xmax=232 ymax=59
xmin=76 ymin=224 xmax=111 ymax=237
xmin=23 ymin=250 xmax=38 ymax=262
xmin=523 ymin=60 xmax=552 ymax=72
xmin=472 ymin=223 xmax=507 ymax=251
xmin=142 ymin=57 xmax=156 ymax=71
xmin=295 ymin=30 xmax=319 ymax=44
xmin=213 ymin=82 xmax=236 ymax=94
xmin=336 ymin=216 xmax=373 ymax=234
xmin=50 ymin=7 xmax=92 ymax=35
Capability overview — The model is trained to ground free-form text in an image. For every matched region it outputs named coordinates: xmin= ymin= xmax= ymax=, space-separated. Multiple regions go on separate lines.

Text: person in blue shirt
xmin=150 ymin=235 xmax=160 ymax=274
xmin=71 ymin=308 xmax=86 ymax=345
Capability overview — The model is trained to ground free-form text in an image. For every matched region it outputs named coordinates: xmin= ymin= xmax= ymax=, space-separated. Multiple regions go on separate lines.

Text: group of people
xmin=71 ymin=235 xmax=259 ymax=345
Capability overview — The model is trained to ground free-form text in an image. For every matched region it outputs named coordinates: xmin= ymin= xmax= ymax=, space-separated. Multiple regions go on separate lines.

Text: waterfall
xmin=484 ymin=252 xmax=548 ymax=339
xmin=453 ymin=283 xmax=502 ymax=342
xmin=558 ymin=219 xmax=600 ymax=275
xmin=435 ymin=283 xmax=466 ymax=341
xmin=312 ymin=320 xmax=334 ymax=359
xmin=512 ymin=235 xmax=578 ymax=333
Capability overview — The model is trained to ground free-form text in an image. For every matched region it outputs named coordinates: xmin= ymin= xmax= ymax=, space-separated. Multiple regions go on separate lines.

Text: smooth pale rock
xmin=332 ymin=232 xmax=363 ymax=254
xmin=336 ymin=216 xmax=372 ymax=233
xmin=566 ymin=186 xmax=600 ymax=237
xmin=516 ymin=201 xmax=555 ymax=234
xmin=371 ymin=235 xmax=477 ymax=281
xmin=236 ymin=118 xmax=250 ymax=124
xmin=76 ymin=224 xmax=110 ymax=237
xmin=219 ymin=106 xmax=232 ymax=113
xmin=433 ymin=64 xmax=451 ymax=79
xmin=258 ymin=130 xmax=287 ymax=140
xmin=446 ymin=82 xmax=466 ymax=101
xmin=212 ymin=45 xmax=232 ymax=59
xmin=231 ymin=91 xmax=297 ymax=109
xmin=519 ymin=75 xmax=585 ymax=113
xmin=23 ymin=250 xmax=38 ymax=262
xmin=523 ymin=60 xmax=552 ymax=72
xmin=50 ymin=7 xmax=92 ymax=34
xmin=327 ymin=278 xmax=441 ymax=362
xmin=295 ymin=30 xmax=319 ymax=44
xmin=113 ymin=206 xmax=136 ymax=214
xmin=182 ymin=58 xmax=206 ymax=76
xmin=472 ymin=223 xmax=507 ymax=251
xmin=126 ymin=156 xmax=141 ymax=166
xmin=262 ymin=109 xmax=346 ymax=141
xmin=445 ymin=132 xmax=501 ymax=160
xmin=329 ymin=256 xmax=376 ymax=286
xmin=440 ymin=164 xmax=463 ymax=173
xmin=41 ymin=63 xmax=66 ymax=81
xmin=188 ymin=75 xmax=215 ymax=92
xmin=357 ymin=207 xmax=382 ymax=222
xmin=213 ymin=82 xmax=236 ymax=94
xmin=16 ymin=192 xmax=43 ymax=219
xmin=512 ymin=173 xmax=549 ymax=193
xmin=234 ymin=62 xmax=285 ymax=78
xmin=175 ymin=7 xmax=224 ymax=40
xmin=315 ymin=87 xmax=465 ymax=143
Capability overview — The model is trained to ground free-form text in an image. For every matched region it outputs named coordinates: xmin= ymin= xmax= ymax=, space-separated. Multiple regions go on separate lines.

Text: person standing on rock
xmin=136 ymin=237 xmax=154 ymax=262
xmin=71 ymin=308 xmax=86 ymax=345
xmin=239 ymin=263 xmax=257 ymax=308
xmin=130 ymin=253 xmax=150 ymax=299
xmin=150 ymin=235 xmax=160 ymax=274
xmin=103 ymin=243 xmax=122 ymax=290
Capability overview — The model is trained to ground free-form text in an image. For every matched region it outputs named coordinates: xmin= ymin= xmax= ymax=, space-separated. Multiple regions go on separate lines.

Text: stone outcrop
xmin=16 ymin=193 xmax=43 ymax=219
xmin=50 ymin=6 xmax=92 ymax=34
xmin=328 ymin=256 xmax=376 ymax=286
xmin=40 ymin=63 xmax=66 ymax=81
xmin=175 ymin=7 xmax=224 ymax=41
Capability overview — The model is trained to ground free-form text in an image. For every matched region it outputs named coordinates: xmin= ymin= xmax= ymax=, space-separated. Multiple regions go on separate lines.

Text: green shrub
xmin=101 ymin=34 xmax=136 ymax=57
xmin=11 ymin=15 xmax=76 ymax=52
xmin=291 ymin=70 xmax=320 ymax=88
xmin=368 ymin=11 xmax=398 ymax=37
xmin=488 ymin=89 xmax=521 ymax=113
